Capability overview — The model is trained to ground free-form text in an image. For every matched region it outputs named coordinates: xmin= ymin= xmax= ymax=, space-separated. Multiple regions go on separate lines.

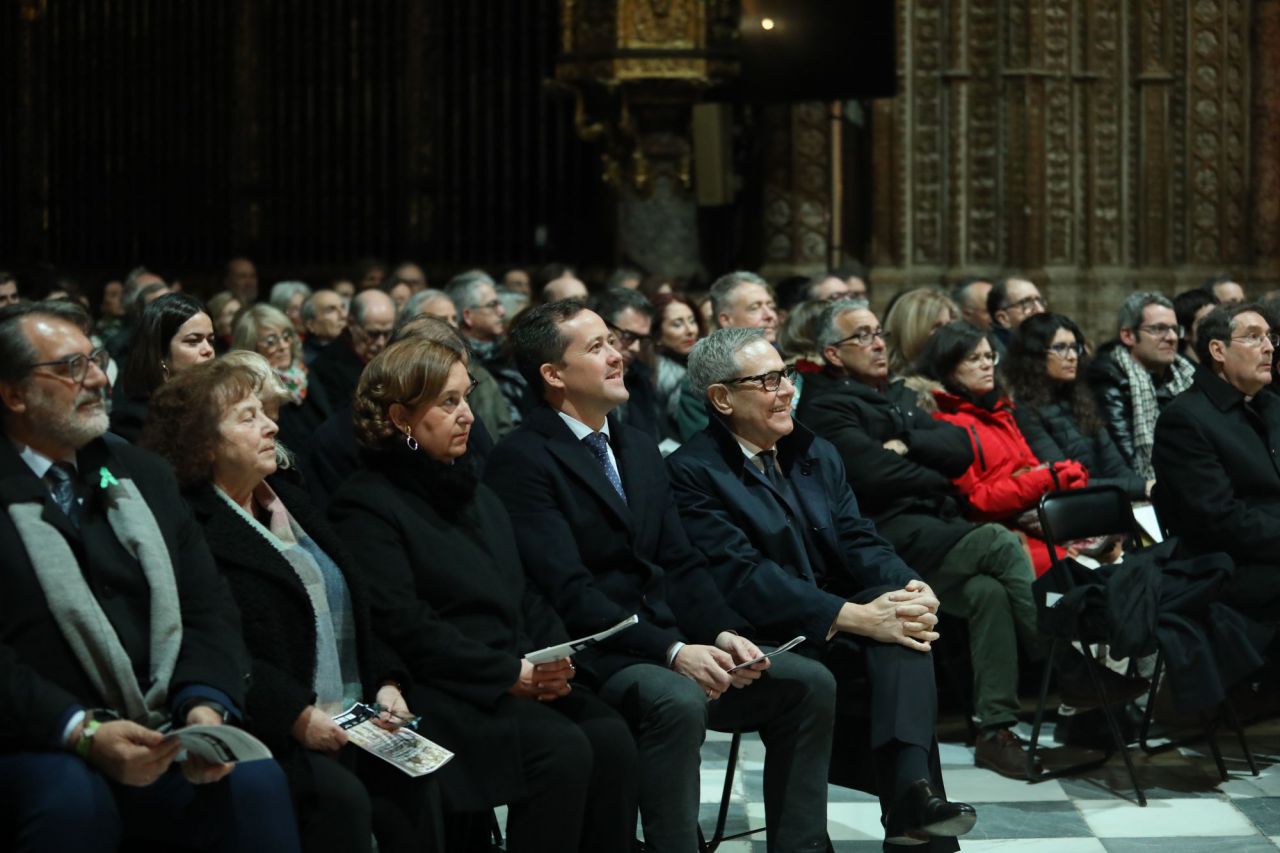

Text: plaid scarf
xmin=1115 ymin=347 xmax=1195 ymax=479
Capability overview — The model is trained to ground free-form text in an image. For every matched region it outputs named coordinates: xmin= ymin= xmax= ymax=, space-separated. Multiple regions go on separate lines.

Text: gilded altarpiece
xmin=867 ymin=0 xmax=1274 ymax=339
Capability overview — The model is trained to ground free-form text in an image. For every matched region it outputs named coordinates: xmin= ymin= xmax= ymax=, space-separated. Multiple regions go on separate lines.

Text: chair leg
xmin=1138 ymin=652 xmax=1164 ymax=755
xmin=1223 ymin=698 xmax=1260 ymax=777
xmin=1027 ymin=640 xmax=1114 ymax=785
xmin=1202 ymin=711 xmax=1228 ymax=781
xmin=704 ymin=732 xmax=742 ymax=852
xmin=1083 ymin=656 xmax=1147 ymax=807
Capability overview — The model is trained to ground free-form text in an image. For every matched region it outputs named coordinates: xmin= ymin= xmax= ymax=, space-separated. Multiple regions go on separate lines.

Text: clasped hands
xmin=838 ymin=579 xmax=941 ymax=652
xmin=672 ymin=631 xmax=769 ymax=702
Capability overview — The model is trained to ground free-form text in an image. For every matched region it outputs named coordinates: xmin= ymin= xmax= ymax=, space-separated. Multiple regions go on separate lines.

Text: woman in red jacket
xmin=916 ymin=321 xmax=1088 ymax=574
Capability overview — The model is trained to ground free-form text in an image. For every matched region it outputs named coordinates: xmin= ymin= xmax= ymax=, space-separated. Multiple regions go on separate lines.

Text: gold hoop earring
xmin=403 ymin=424 xmax=419 ymax=452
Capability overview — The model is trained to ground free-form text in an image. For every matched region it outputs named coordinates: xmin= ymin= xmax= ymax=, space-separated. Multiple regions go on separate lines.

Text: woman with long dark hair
xmin=111 ymin=292 xmax=215 ymax=441
xmin=1006 ymin=314 xmax=1149 ymax=500
xmin=916 ymin=321 xmax=1088 ymax=574
xmin=650 ymin=292 xmax=704 ymax=441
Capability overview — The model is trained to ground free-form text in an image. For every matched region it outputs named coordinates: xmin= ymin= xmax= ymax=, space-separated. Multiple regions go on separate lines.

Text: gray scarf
xmin=7 ymin=474 xmax=182 ymax=727
xmin=1116 ymin=347 xmax=1195 ymax=479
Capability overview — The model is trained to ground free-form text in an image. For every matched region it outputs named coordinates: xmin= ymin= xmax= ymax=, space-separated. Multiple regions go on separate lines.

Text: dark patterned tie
xmin=583 ymin=432 xmax=627 ymax=503
xmin=45 ymin=462 xmax=82 ymax=527
xmin=757 ymin=449 xmax=781 ymax=487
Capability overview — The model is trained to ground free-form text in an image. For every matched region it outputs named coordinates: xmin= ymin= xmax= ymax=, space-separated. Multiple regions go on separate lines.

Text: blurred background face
xmin=101 ymin=281 xmax=125 ymax=317
xmin=419 ymin=296 xmax=459 ymax=328
xmin=960 ymin=281 xmax=993 ymax=329
xmin=997 ymin=279 xmax=1045 ymax=329
xmin=215 ymin=298 xmax=242 ymax=339
xmin=952 ymin=338 xmax=997 ymax=396
xmin=387 ymin=282 xmax=412 ymax=313
xmin=306 ymin=291 xmax=348 ymax=341
xmin=463 ymin=283 xmax=506 ymax=339
xmin=720 ymin=282 xmax=778 ymax=342
xmin=659 ymin=301 xmax=699 ymax=357
xmin=1044 ymin=327 xmax=1081 ymax=383
xmin=226 ymin=259 xmax=258 ymax=304
xmin=609 ymin=307 xmax=651 ymax=369
xmin=351 ymin=295 xmax=396 ymax=361
xmin=168 ymin=312 xmax=216 ymax=373
xmin=256 ymin=325 xmax=295 ymax=370
xmin=285 ymin=291 xmax=307 ymax=333
xmin=809 ymin=276 xmax=852 ymax=302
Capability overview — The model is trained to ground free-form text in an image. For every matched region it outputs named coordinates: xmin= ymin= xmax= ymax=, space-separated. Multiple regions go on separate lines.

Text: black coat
xmin=666 ymin=415 xmax=919 ymax=645
xmin=185 ymin=475 xmax=404 ymax=757
xmin=327 ymin=445 xmax=570 ymax=807
xmin=108 ymin=383 xmax=150 ymax=444
xmin=1013 ymin=398 xmax=1146 ymax=499
xmin=310 ymin=330 xmax=365 ymax=411
xmin=0 ymin=435 xmax=248 ymax=751
xmin=794 ymin=370 xmax=975 ymax=571
xmin=616 ymin=361 xmax=662 ymax=442
xmin=1087 ymin=341 xmax=1185 ymax=469
xmin=1152 ymin=366 xmax=1280 ymax=565
xmin=484 ymin=404 xmax=751 ymax=683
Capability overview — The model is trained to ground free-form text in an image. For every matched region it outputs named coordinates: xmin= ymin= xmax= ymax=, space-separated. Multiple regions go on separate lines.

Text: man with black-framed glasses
xmin=311 ymin=288 xmax=397 ymax=409
xmin=986 ymin=276 xmax=1046 ymax=351
xmin=668 ymin=325 xmax=978 ymax=849
xmin=0 ymin=301 xmax=300 ymax=853
xmin=1087 ymin=291 xmax=1195 ymax=480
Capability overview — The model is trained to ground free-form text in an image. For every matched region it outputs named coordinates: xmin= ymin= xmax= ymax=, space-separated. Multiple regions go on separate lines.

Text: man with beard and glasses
xmin=0 ymin=301 xmax=300 ymax=853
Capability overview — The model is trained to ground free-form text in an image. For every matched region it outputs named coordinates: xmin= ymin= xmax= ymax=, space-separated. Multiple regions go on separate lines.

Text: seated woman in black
xmin=111 ymin=292 xmax=216 ymax=441
xmin=327 ymin=337 xmax=638 ymax=853
xmin=1006 ymin=313 xmax=1150 ymax=500
xmin=142 ymin=356 xmax=441 ymax=853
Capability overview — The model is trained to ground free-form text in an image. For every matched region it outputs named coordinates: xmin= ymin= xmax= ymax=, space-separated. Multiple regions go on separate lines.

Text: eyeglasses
xmin=1231 ymin=332 xmax=1280 ymax=348
xmin=1047 ymin=342 xmax=1084 ymax=359
xmin=473 ymin=299 xmax=502 ymax=312
xmin=1137 ymin=323 xmax=1184 ymax=339
xmin=962 ymin=350 xmax=1000 ymax=366
xmin=831 ymin=328 xmax=889 ymax=348
xmin=1003 ymin=295 xmax=1047 ymax=313
xmin=608 ymin=324 xmax=651 ymax=348
xmin=29 ymin=348 xmax=110 ymax=386
xmin=360 ymin=327 xmax=393 ymax=342
xmin=719 ymin=365 xmax=798 ymax=392
xmin=260 ymin=330 xmax=295 ymax=349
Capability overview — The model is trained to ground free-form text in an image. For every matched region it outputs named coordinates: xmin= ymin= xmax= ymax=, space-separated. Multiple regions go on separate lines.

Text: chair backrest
xmin=1037 ymin=484 xmax=1143 ymax=565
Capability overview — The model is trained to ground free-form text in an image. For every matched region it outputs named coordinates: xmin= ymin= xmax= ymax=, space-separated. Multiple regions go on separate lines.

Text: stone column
xmin=1253 ymin=0 xmax=1280 ymax=290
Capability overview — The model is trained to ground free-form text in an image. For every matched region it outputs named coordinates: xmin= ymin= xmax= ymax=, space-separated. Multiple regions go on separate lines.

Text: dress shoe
xmin=884 ymin=779 xmax=977 ymax=845
xmin=1056 ymin=651 xmax=1149 ymax=710
xmin=975 ymin=726 xmax=1040 ymax=780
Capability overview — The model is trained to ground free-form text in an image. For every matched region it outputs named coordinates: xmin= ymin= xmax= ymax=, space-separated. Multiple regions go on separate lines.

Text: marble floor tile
xmin=1078 ymin=797 xmax=1258 ymax=837
xmin=944 ymin=767 xmax=1070 ymax=802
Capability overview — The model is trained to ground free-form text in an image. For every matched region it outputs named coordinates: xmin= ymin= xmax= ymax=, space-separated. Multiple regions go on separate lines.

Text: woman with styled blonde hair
xmin=885 ymin=288 xmax=960 ymax=378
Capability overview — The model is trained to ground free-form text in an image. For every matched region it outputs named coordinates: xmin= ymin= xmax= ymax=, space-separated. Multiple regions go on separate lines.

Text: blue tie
xmin=583 ymin=432 xmax=627 ymax=503
xmin=45 ymin=462 xmax=81 ymax=527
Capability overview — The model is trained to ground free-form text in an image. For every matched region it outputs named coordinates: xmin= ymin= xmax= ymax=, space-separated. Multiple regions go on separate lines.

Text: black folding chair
xmin=1025 ymin=485 xmax=1152 ymax=803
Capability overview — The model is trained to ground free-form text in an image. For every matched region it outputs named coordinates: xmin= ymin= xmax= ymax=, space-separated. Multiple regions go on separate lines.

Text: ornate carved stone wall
xmin=870 ymin=0 xmax=1274 ymax=340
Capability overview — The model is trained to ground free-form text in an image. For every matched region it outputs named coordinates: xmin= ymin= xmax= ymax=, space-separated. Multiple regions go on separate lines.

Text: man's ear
xmin=822 ymin=345 xmax=842 ymax=368
xmin=716 ymin=312 xmax=731 ymax=330
xmin=707 ymin=384 xmax=733 ymax=416
xmin=993 ymin=309 xmax=1010 ymax=329
xmin=1207 ymin=338 xmax=1228 ymax=366
xmin=1119 ymin=327 xmax=1137 ymax=348
xmin=539 ymin=361 xmax=564 ymax=391
xmin=0 ymin=382 xmax=27 ymax=417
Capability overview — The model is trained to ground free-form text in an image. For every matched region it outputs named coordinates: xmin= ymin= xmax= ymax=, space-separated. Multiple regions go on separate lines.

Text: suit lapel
xmin=531 ymin=406 xmax=635 ymax=530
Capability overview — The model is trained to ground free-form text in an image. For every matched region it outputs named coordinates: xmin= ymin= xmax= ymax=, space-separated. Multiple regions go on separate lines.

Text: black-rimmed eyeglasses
xmin=719 ymin=365 xmax=798 ymax=393
xmin=608 ymin=325 xmax=651 ymax=348
xmin=831 ymin=328 xmax=889 ymax=348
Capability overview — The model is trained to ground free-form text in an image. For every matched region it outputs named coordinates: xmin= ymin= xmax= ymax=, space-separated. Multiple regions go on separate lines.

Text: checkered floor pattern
xmin=698 ymin=716 xmax=1280 ymax=852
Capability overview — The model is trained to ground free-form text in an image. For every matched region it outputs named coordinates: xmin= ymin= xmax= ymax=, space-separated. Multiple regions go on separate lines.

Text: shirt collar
xmin=11 ymin=438 xmax=76 ymax=480
xmin=557 ymin=410 xmax=612 ymax=443
xmin=733 ymin=432 xmax=770 ymax=462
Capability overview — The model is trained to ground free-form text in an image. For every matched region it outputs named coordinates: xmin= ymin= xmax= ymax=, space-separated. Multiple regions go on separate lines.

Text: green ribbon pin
xmin=99 ymin=467 xmax=119 ymax=489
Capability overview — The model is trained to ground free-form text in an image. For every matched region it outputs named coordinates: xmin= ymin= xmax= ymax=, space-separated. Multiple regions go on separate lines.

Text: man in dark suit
xmin=667 ymin=327 xmax=976 ymax=850
xmin=793 ymin=302 xmax=1045 ymax=779
xmin=1153 ymin=302 xmax=1280 ymax=618
xmin=486 ymin=299 xmax=836 ymax=853
xmin=0 ymin=301 xmax=299 ymax=853
xmin=311 ymin=288 xmax=395 ymax=408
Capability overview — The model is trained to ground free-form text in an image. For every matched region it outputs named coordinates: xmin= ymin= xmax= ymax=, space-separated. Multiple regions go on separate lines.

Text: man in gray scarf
xmin=0 ymin=301 xmax=301 ymax=853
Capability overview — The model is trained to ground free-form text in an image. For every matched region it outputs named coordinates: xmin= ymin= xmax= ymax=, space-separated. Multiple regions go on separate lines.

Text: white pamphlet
xmin=334 ymin=704 xmax=454 ymax=778
xmin=728 ymin=635 xmax=807 ymax=673
xmin=165 ymin=725 xmax=273 ymax=764
xmin=524 ymin=614 xmax=640 ymax=664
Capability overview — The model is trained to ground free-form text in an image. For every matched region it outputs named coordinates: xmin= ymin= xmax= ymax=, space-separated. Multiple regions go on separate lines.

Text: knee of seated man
xmin=765 ymin=653 xmax=838 ymax=716
xmin=6 ymin=752 xmax=123 ymax=848
xmin=977 ymin=524 xmax=1034 ymax=570
xmin=962 ymin=573 xmax=1009 ymax=609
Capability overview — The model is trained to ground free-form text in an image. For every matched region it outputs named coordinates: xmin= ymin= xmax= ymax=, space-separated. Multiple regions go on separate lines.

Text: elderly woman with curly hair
xmin=327 ymin=336 xmax=638 ymax=853
xmin=141 ymin=356 xmax=441 ymax=853
xmin=232 ymin=303 xmax=332 ymax=452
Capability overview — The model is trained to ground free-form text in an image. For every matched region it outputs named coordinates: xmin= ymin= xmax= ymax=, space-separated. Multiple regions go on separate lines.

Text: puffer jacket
xmin=1013 ymin=398 xmax=1147 ymax=499
xmin=931 ymin=391 xmax=1088 ymax=520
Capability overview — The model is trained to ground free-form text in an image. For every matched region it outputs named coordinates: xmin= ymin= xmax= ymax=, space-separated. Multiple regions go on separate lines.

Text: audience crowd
xmin=0 ymin=258 xmax=1274 ymax=853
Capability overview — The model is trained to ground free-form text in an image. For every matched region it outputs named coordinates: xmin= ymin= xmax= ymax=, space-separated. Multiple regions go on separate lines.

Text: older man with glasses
xmin=986 ymin=276 xmax=1046 ymax=353
xmin=447 ymin=269 xmax=530 ymax=428
xmin=0 ymin=301 xmax=300 ymax=853
xmin=311 ymin=289 xmax=396 ymax=409
xmin=1087 ymin=291 xmax=1196 ymax=480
